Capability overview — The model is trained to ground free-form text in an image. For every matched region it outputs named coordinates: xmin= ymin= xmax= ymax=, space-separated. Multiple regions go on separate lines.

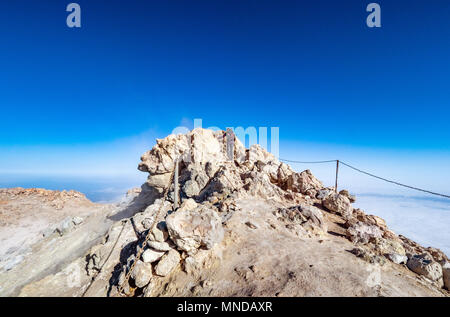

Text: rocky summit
xmin=1 ymin=128 xmax=449 ymax=297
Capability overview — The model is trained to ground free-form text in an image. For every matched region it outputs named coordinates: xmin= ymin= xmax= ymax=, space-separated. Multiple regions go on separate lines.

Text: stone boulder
xmin=155 ymin=249 xmax=181 ymax=276
xmin=166 ymin=205 xmax=224 ymax=253
xmin=346 ymin=221 xmax=383 ymax=244
xmin=274 ymin=204 xmax=327 ymax=235
xmin=131 ymin=260 xmax=153 ymax=288
xmin=316 ymin=188 xmax=333 ymax=200
xmin=178 ymin=198 xmax=198 ymax=212
xmin=442 ymin=262 xmax=450 ymax=290
xmin=273 ymin=162 xmax=294 ymax=187
xmin=297 ymin=204 xmax=326 ymax=229
xmin=147 ymin=241 xmax=172 ymax=252
xmin=339 ymin=190 xmax=356 ymax=203
xmin=374 ymin=237 xmax=406 ymax=256
xmin=323 ymin=193 xmax=353 ymax=218
xmin=407 ymin=254 xmax=443 ymax=282
xmin=387 ymin=253 xmax=408 ymax=265
xmin=353 ymin=209 xmax=387 ymax=231
xmin=139 ymin=129 xmax=244 ymax=192
xmin=142 ymin=249 xmax=165 ymax=263
xmin=181 ymin=164 xmax=210 ymax=198
xmin=372 ymin=237 xmax=407 ymax=264
xmin=285 ymin=170 xmax=324 ymax=197
xmin=148 ymin=221 xmax=169 ymax=242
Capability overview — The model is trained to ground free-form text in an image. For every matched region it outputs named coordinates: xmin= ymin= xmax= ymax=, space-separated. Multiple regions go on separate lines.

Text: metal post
xmin=173 ymin=159 xmax=179 ymax=209
xmin=335 ymin=160 xmax=339 ymax=193
xmin=226 ymin=128 xmax=235 ymax=161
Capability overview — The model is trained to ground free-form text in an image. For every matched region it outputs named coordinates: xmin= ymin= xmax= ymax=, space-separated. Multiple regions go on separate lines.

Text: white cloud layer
xmin=354 ymin=194 xmax=450 ymax=257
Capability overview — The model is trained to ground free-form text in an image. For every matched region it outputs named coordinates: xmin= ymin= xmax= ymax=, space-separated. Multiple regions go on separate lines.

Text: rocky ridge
xmin=6 ymin=128 xmax=450 ymax=297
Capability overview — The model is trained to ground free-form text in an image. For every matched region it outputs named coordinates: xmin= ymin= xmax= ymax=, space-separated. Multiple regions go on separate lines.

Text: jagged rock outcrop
xmin=284 ymin=169 xmax=324 ymax=197
xmin=137 ymin=128 xmax=299 ymax=203
xmin=114 ymin=128 xmax=449 ymax=296
xmin=6 ymin=128 xmax=450 ymax=297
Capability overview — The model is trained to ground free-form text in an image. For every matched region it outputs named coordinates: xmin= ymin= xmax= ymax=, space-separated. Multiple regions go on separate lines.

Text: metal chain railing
xmin=81 ymin=219 xmax=128 ymax=297
xmin=279 ymin=158 xmax=450 ymax=199
xmin=117 ymin=167 xmax=176 ymax=295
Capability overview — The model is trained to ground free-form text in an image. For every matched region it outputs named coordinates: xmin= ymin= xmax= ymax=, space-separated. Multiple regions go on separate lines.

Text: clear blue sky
xmin=1 ymin=1 xmax=450 ymax=193
xmin=1 ymin=0 xmax=450 ymax=148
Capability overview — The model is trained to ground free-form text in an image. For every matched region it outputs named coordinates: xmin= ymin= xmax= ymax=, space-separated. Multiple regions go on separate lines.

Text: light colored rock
xmin=142 ymin=199 xmax=172 ymax=218
xmin=178 ymin=198 xmax=198 ymax=212
xmin=183 ymin=256 xmax=199 ymax=275
xmin=138 ymin=134 xmax=190 ymax=175
xmin=142 ymin=249 xmax=165 ymax=263
xmin=276 ymin=207 xmax=308 ymax=223
xmin=297 ymin=204 xmax=326 ymax=230
xmin=247 ymin=144 xmax=277 ymax=165
xmin=131 ymin=260 xmax=153 ymax=288
xmin=387 ymin=253 xmax=408 ymax=264
xmin=2 ymin=255 xmax=25 ymax=271
xmin=407 ymin=254 xmax=443 ymax=281
xmin=42 ymin=226 xmax=55 ymax=238
xmin=147 ymin=241 xmax=172 ymax=252
xmin=182 ymin=180 xmax=201 ymax=198
xmin=285 ymin=170 xmax=324 ymax=197
xmin=351 ymin=248 xmax=387 ymax=266
xmin=148 ymin=221 xmax=169 ymax=242
xmin=276 ymin=163 xmax=294 ymax=186
xmin=353 ymin=209 xmax=387 ymax=231
xmin=189 ymin=129 xmax=226 ymax=165
xmin=55 ymin=217 xmax=74 ymax=236
xmin=323 ymin=193 xmax=353 ymax=218
xmin=139 ymin=128 xmax=227 ymax=178
xmin=166 ymin=205 xmax=224 ymax=252
xmin=181 ymin=165 xmax=211 ymax=198
xmin=442 ymin=262 xmax=450 ymax=290
xmin=205 ymin=161 xmax=218 ymax=178
xmin=339 ymin=189 xmax=356 ymax=203
xmin=155 ymin=249 xmax=181 ymax=276
xmin=275 ymin=204 xmax=327 ymax=236
xmin=141 ymin=218 xmax=153 ymax=230
xmin=346 ymin=221 xmax=383 ymax=244
xmin=72 ymin=216 xmax=84 ymax=225
xmin=426 ymin=247 xmax=449 ymax=263
xmin=147 ymin=172 xmax=172 ymax=189
xmin=374 ymin=238 xmax=406 ymax=256
xmin=200 ymin=165 xmax=243 ymax=199
xmin=316 ymin=188 xmax=333 ymax=200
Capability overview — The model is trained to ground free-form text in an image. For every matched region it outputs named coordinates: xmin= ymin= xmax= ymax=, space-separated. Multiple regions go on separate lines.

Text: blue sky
xmin=1 ymin=0 xmax=450 ymax=197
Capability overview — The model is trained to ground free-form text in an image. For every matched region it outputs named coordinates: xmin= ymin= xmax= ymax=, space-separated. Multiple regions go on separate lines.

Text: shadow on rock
xmin=108 ymin=184 xmax=161 ymax=222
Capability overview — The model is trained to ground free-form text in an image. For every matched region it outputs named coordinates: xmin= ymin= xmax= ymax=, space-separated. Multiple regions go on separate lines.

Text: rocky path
xmin=0 ymin=189 xmax=116 ymax=296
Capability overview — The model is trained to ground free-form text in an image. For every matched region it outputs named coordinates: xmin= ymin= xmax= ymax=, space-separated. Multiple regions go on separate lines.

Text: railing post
xmin=335 ymin=160 xmax=339 ymax=193
xmin=173 ymin=159 xmax=179 ymax=209
xmin=226 ymin=128 xmax=235 ymax=161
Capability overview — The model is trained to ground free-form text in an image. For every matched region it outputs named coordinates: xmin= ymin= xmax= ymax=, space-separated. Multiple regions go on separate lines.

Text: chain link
xmin=117 ymin=167 xmax=176 ymax=296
